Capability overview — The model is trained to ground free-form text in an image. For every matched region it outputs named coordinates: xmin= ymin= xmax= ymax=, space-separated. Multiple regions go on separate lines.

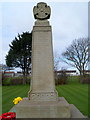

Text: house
xmin=4 ymin=71 xmax=15 ymax=77
xmin=55 ymin=70 xmax=76 ymax=76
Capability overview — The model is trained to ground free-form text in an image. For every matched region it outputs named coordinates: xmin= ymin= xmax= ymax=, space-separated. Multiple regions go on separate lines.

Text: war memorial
xmin=11 ymin=2 xmax=85 ymax=118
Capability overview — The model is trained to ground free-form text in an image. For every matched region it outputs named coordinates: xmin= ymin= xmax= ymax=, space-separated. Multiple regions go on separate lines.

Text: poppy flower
xmin=1 ymin=112 xmax=16 ymax=120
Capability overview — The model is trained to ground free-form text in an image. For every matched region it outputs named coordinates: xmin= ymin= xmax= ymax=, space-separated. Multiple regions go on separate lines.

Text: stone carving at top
xmin=33 ymin=2 xmax=51 ymax=20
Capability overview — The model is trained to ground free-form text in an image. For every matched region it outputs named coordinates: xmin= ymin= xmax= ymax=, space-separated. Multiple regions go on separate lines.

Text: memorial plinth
xmin=16 ymin=97 xmax=71 ymax=118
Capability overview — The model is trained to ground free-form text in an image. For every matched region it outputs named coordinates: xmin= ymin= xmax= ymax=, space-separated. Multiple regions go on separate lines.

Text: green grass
xmin=2 ymin=76 xmax=89 ymax=117
xmin=2 ymin=85 xmax=29 ymax=114
xmin=56 ymin=84 xmax=88 ymax=117
xmin=56 ymin=76 xmax=89 ymax=117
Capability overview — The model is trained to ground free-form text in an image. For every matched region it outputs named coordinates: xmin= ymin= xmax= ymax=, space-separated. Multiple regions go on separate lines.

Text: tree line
xmin=6 ymin=31 xmax=90 ymax=84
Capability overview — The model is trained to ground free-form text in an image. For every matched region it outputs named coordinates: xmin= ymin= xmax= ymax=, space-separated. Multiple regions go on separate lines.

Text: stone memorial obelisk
xmin=15 ymin=2 xmax=71 ymax=118
xmin=28 ymin=2 xmax=58 ymax=101
xmin=15 ymin=2 xmax=85 ymax=118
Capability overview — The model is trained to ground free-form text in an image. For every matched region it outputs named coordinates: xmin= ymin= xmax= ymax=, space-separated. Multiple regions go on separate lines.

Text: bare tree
xmin=54 ymin=52 xmax=60 ymax=71
xmin=62 ymin=38 xmax=89 ymax=76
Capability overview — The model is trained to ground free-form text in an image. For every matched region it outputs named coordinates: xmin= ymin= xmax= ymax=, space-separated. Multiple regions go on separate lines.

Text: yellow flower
xmin=13 ymin=97 xmax=22 ymax=104
xmin=14 ymin=101 xmax=19 ymax=104
xmin=16 ymin=97 xmax=22 ymax=101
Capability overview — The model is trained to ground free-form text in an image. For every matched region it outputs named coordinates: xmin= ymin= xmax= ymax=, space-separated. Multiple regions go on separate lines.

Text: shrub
xmin=2 ymin=76 xmax=31 ymax=86
xmin=26 ymin=77 xmax=31 ymax=84
xmin=67 ymin=76 xmax=80 ymax=84
xmin=11 ymin=77 xmax=23 ymax=85
xmin=2 ymin=77 xmax=12 ymax=86
xmin=80 ymin=74 xmax=90 ymax=84
xmin=55 ymin=70 xmax=68 ymax=85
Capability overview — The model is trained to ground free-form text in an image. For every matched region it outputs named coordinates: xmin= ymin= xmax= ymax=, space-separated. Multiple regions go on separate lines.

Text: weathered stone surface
xmin=33 ymin=2 xmax=51 ymax=20
xmin=15 ymin=97 xmax=71 ymax=118
xmin=70 ymin=104 xmax=86 ymax=118
xmin=28 ymin=20 xmax=58 ymax=101
xmin=10 ymin=98 xmax=86 ymax=118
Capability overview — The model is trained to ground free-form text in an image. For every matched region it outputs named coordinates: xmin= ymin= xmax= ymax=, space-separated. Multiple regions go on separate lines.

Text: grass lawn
xmin=2 ymin=76 xmax=89 ymax=117
xmin=56 ymin=84 xmax=88 ymax=117
xmin=2 ymin=85 xmax=29 ymax=114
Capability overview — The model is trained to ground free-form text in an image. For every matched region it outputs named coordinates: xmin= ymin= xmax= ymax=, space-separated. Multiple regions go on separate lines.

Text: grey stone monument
xmin=28 ymin=2 xmax=58 ymax=102
xmin=14 ymin=2 xmax=85 ymax=118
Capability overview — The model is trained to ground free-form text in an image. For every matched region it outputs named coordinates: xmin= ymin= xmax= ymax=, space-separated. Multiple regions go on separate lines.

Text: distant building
xmin=15 ymin=72 xmax=23 ymax=77
xmin=84 ymin=70 xmax=90 ymax=75
xmin=4 ymin=71 xmax=15 ymax=77
xmin=55 ymin=70 xmax=76 ymax=76
xmin=0 ymin=64 xmax=14 ymax=72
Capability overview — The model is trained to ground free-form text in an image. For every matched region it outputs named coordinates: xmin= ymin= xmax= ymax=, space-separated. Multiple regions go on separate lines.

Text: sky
xmin=0 ymin=1 xmax=88 ymax=70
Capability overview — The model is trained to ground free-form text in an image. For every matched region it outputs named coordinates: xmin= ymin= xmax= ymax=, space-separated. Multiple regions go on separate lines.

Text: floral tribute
xmin=0 ymin=112 xmax=16 ymax=120
xmin=13 ymin=97 xmax=22 ymax=105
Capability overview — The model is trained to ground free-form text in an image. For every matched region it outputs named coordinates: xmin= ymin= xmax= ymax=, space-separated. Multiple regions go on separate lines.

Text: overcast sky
xmin=0 ymin=1 xmax=88 ymax=70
